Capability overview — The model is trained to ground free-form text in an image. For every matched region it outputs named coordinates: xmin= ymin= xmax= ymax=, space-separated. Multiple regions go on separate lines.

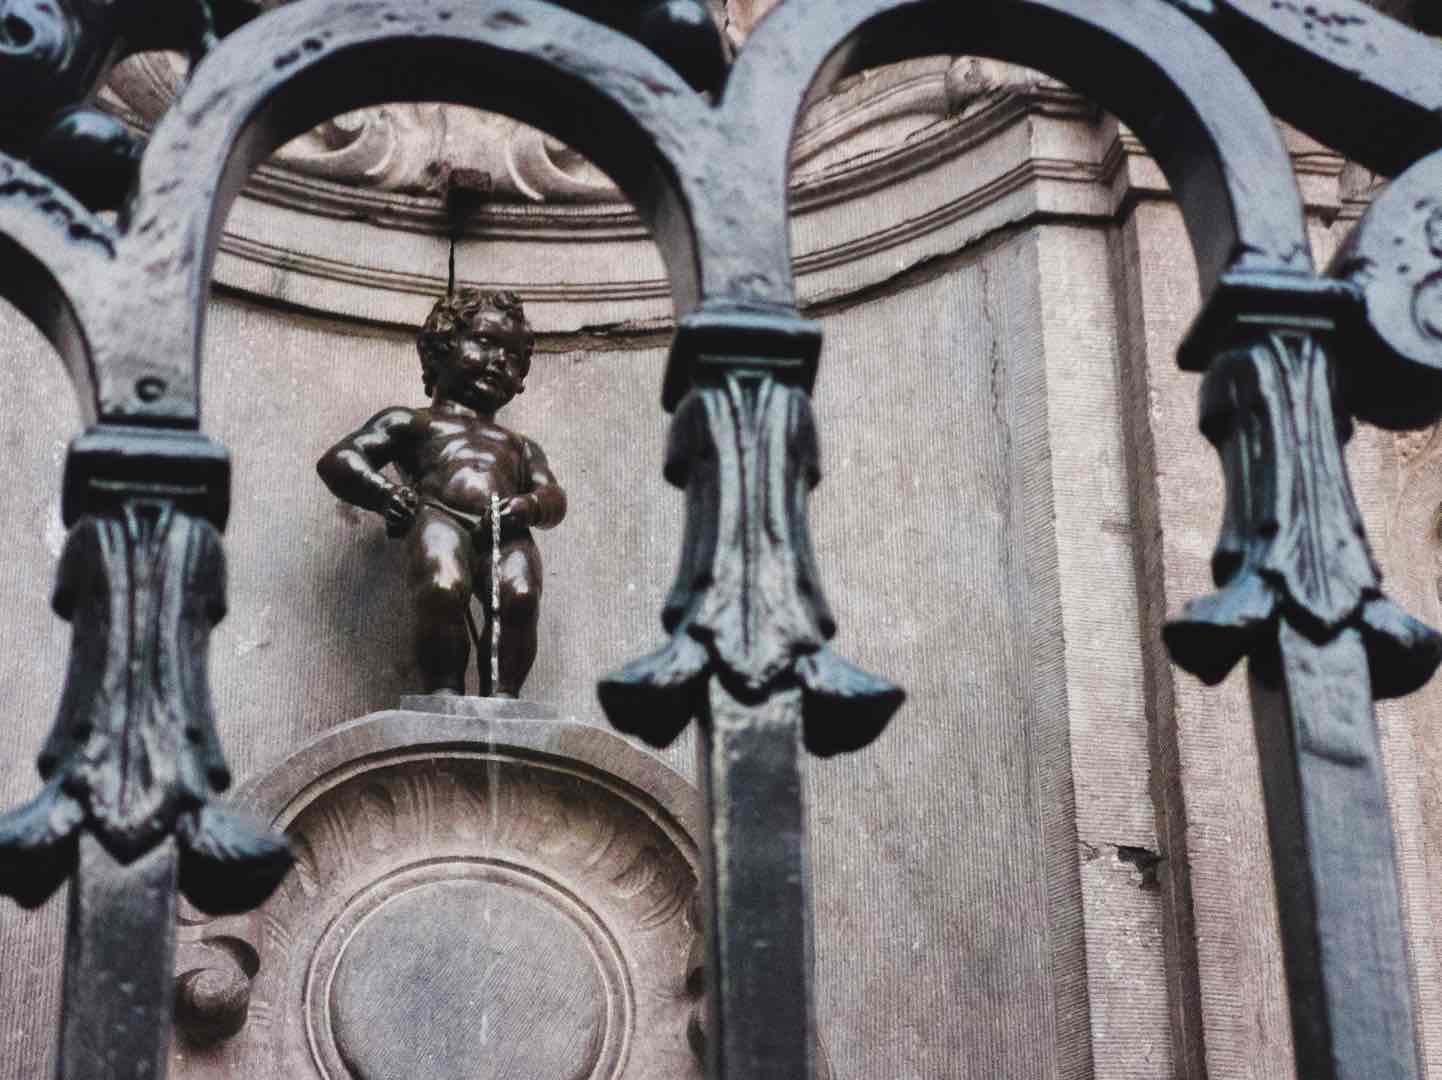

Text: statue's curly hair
xmin=416 ymin=288 xmax=535 ymax=397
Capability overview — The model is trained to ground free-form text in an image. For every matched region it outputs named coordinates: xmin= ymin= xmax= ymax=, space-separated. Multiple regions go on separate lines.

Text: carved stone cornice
xmin=195 ymin=59 xmax=1112 ymax=329
xmin=106 ymin=49 xmax=1349 ymax=332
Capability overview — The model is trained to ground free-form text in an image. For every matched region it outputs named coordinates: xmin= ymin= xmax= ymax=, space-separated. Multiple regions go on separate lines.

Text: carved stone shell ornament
xmin=102 ymin=0 xmax=777 ymax=204
xmin=105 ymin=57 xmax=620 ymax=203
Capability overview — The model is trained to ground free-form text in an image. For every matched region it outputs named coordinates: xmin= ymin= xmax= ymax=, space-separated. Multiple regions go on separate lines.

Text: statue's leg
xmin=406 ymin=508 xmax=474 ymax=693
xmin=494 ymin=535 xmax=542 ymax=697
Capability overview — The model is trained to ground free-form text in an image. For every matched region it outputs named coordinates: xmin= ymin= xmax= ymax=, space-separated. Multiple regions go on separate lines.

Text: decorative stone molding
xmin=104 ymin=2 xmax=796 ymax=205
xmin=106 ymin=0 xmax=737 ymax=204
xmin=107 ymin=49 xmax=1038 ymax=206
xmin=101 ymin=39 xmax=1075 ymax=330
xmin=106 ymin=44 xmax=1348 ymax=335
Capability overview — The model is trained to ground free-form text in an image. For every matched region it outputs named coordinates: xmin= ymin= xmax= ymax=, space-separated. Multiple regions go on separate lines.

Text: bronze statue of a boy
xmin=318 ymin=289 xmax=566 ymax=697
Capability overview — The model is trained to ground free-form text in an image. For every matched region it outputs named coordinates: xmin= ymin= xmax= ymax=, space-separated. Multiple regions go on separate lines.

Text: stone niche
xmin=124 ymin=42 xmax=1022 ymax=1080
xmin=168 ymin=703 xmax=707 ymax=1080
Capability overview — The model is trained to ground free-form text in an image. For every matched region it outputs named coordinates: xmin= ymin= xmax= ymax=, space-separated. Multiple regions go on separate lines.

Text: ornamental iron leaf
xmin=0 ymin=435 xmax=289 ymax=915
xmin=599 ymin=371 xmax=904 ymax=757
xmin=1164 ymin=325 xmax=1442 ymax=699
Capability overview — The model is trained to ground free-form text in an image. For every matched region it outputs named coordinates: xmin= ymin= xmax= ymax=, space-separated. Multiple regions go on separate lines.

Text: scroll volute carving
xmin=103 ymin=0 xmax=732 ymax=204
xmin=175 ymin=926 xmax=262 ymax=1045
xmin=1165 ymin=286 xmax=1442 ymax=705
xmin=167 ymin=711 xmax=710 ymax=1078
xmin=600 ymin=368 xmax=904 ymax=756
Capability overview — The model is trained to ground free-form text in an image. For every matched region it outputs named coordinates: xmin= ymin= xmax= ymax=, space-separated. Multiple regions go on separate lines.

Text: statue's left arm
xmin=516 ymin=437 xmax=567 ymax=530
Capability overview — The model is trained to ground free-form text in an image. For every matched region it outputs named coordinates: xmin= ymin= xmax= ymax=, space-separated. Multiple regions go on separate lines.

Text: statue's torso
xmin=399 ymin=411 xmax=528 ymax=514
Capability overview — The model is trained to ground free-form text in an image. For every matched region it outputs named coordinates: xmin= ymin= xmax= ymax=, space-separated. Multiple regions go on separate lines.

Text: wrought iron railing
xmin=0 ymin=0 xmax=1440 ymax=1077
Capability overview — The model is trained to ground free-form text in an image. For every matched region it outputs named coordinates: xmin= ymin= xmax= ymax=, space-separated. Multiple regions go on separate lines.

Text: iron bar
xmin=1249 ymin=626 xmax=1421 ymax=1079
xmin=699 ymin=683 xmax=815 ymax=1080
xmin=56 ymin=835 xmax=179 ymax=1080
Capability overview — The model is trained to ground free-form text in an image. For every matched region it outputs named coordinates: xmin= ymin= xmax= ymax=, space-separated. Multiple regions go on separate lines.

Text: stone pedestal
xmin=168 ymin=702 xmax=705 ymax=1080
xmin=396 ymin=694 xmax=559 ymax=718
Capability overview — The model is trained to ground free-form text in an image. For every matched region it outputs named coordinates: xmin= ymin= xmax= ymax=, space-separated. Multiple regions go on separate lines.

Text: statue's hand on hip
xmin=382 ymin=485 xmax=419 ymax=537
xmin=495 ymin=495 xmax=533 ymax=535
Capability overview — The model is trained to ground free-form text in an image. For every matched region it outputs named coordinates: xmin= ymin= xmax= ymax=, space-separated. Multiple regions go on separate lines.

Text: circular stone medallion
xmin=330 ymin=879 xmax=607 ymax=1080
xmin=308 ymin=858 xmax=632 ymax=1080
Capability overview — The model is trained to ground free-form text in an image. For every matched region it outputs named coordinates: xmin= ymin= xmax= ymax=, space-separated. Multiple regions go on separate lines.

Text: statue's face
xmin=0 ymin=0 xmax=88 ymax=128
xmin=436 ymin=311 xmax=528 ymax=413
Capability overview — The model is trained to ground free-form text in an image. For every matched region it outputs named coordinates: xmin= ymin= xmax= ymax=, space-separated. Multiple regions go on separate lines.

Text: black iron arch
xmin=719 ymin=0 xmax=1311 ymax=314
xmin=96 ymin=0 xmax=717 ymax=426
xmin=1175 ymin=0 xmax=1442 ymax=179
xmin=0 ymin=156 xmax=115 ymax=421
